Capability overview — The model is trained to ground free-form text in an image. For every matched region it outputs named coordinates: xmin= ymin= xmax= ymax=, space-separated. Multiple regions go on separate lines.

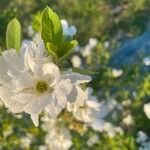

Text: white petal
xmin=65 ymin=72 xmax=92 ymax=84
xmin=24 ymin=93 xmax=52 ymax=114
xmin=2 ymin=49 xmax=23 ymax=70
xmin=90 ymin=119 xmax=106 ymax=132
xmin=12 ymin=93 xmax=35 ymax=104
xmin=53 ymin=90 xmax=67 ymax=108
xmin=0 ymin=57 xmax=10 ymax=74
xmin=45 ymin=103 xmax=62 ymax=118
xmin=73 ymin=109 xmax=83 ymax=121
xmin=0 ymin=74 xmax=10 ymax=85
xmin=82 ymin=110 xmax=93 ymax=122
xmin=36 ymin=41 xmax=45 ymax=61
xmin=8 ymin=71 xmax=34 ymax=92
xmin=0 ymin=49 xmax=23 ymax=74
xmin=24 ymin=42 xmax=38 ymax=72
xmin=0 ymin=86 xmax=24 ymax=113
xmin=56 ymin=79 xmax=72 ymax=95
xmin=42 ymin=63 xmax=60 ymax=87
xmin=86 ymin=100 xmax=100 ymax=111
xmin=85 ymin=87 xmax=93 ymax=97
xmin=31 ymin=113 xmax=39 ymax=127
xmin=67 ymin=85 xmax=87 ymax=104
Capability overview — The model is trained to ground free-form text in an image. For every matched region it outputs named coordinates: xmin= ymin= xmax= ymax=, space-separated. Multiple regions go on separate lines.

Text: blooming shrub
xmin=0 ymin=4 xmax=150 ymax=150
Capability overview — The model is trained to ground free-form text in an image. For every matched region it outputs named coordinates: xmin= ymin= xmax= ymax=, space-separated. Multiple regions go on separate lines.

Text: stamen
xmin=36 ymin=81 xmax=48 ymax=93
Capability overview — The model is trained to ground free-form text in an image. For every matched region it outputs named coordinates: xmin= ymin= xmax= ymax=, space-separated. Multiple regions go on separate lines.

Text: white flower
xmin=42 ymin=118 xmax=72 ymax=150
xmin=3 ymin=125 xmax=13 ymax=138
xmin=45 ymin=127 xmax=72 ymax=150
xmin=0 ymin=41 xmax=73 ymax=126
xmin=21 ymin=133 xmax=33 ymax=149
xmin=87 ymin=135 xmax=99 ymax=147
xmin=27 ymin=25 xmax=35 ymax=37
xmin=82 ymin=38 xmax=97 ymax=57
xmin=71 ymin=55 xmax=82 ymax=68
xmin=123 ymin=114 xmax=133 ymax=126
xmin=144 ymin=103 xmax=150 ymax=119
xmin=102 ymin=123 xmax=123 ymax=138
xmin=66 ymin=73 xmax=92 ymax=112
xmin=67 ymin=87 xmax=100 ymax=123
xmin=112 ymin=69 xmax=123 ymax=78
xmin=73 ymin=98 xmax=100 ymax=123
xmin=89 ymin=38 xmax=97 ymax=48
xmin=61 ymin=19 xmax=77 ymax=37
xmin=90 ymin=100 xmax=123 ymax=133
xmin=90 ymin=119 xmax=106 ymax=132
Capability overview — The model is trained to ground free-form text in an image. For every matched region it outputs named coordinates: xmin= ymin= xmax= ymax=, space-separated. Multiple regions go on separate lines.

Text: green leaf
xmin=41 ymin=6 xmax=63 ymax=50
xmin=58 ymin=40 xmax=78 ymax=63
xmin=32 ymin=12 xmax=42 ymax=32
xmin=6 ymin=18 xmax=21 ymax=51
xmin=72 ymin=68 xmax=98 ymax=75
xmin=46 ymin=42 xmax=59 ymax=63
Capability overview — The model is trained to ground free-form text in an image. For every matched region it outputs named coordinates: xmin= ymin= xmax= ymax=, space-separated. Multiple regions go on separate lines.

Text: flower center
xmin=36 ymin=81 xmax=48 ymax=93
xmin=79 ymin=104 xmax=87 ymax=110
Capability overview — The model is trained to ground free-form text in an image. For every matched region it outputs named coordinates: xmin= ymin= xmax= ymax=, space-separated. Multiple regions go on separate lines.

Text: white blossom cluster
xmin=0 ymin=40 xmax=92 ymax=127
xmin=0 ymin=19 xmax=115 ymax=149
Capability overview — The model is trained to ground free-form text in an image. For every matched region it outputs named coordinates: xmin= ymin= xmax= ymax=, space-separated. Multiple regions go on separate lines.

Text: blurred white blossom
xmin=103 ymin=123 xmax=123 ymax=138
xmin=71 ymin=55 xmax=82 ymax=68
xmin=61 ymin=19 xmax=77 ymax=37
xmin=82 ymin=38 xmax=97 ymax=57
xmin=42 ymin=118 xmax=72 ymax=150
xmin=27 ymin=25 xmax=35 ymax=37
xmin=21 ymin=133 xmax=33 ymax=149
xmin=112 ymin=69 xmax=123 ymax=78
xmin=67 ymin=87 xmax=99 ymax=122
xmin=87 ymin=135 xmax=99 ymax=147
xmin=123 ymin=114 xmax=133 ymax=126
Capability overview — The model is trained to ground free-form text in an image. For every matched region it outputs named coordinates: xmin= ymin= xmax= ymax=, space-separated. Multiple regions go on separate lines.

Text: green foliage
xmin=6 ymin=18 xmax=21 ymax=51
xmin=58 ymin=40 xmax=78 ymax=63
xmin=32 ymin=12 xmax=42 ymax=32
xmin=41 ymin=7 xmax=78 ymax=62
xmin=41 ymin=6 xmax=63 ymax=50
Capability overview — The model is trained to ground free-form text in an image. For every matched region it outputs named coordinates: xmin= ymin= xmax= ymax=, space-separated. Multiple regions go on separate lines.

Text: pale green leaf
xmin=6 ymin=18 xmax=21 ymax=51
